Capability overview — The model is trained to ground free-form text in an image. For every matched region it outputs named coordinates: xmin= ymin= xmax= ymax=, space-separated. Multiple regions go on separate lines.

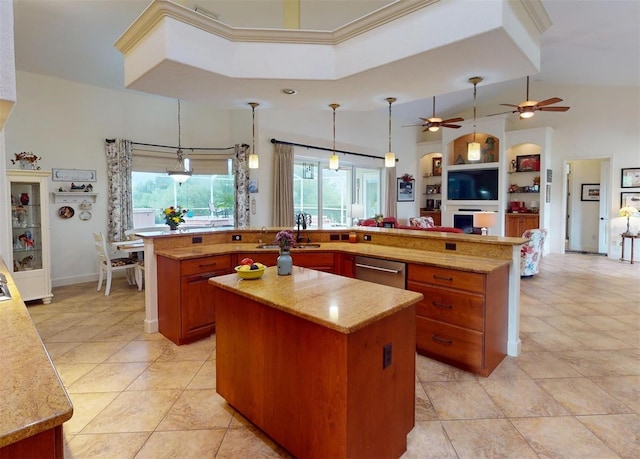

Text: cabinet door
xmin=293 ymin=252 xmax=336 ymax=272
xmin=338 ymin=253 xmax=356 ymax=277
xmin=521 ymin=215 xmax=540 ymax=233
xmin=504 ymin=215 xmax=521 ymax=237
xmin=181 ymin=273 xmax=217 ymax=341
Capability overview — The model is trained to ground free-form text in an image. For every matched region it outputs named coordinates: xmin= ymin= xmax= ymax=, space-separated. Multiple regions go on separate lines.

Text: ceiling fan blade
xmin=538 ymin=106 xmax=570 ymax=112
xmin=500 ymin=103 xmax=520 ymax=108
xmin=536 ymin=97 xmax=563 ymax=107
xmin=487 ymin=110 xmax=514 ymax=117
xmin=402 ymin=123 xmax=424 ymax=128
xmin=441 ymin=117 xmax=464 ymax=124
xmin=440 ymin=123 xmax=462 ymax=129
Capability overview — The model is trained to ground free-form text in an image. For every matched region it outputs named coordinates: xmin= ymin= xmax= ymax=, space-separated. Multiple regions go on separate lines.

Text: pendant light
xmin=167 ymin=99 xmax=192 ymax=184
xmin=467 ymin=76 xmax=483 ymax=162
xmin=329 ymin=103 xmax=340 ymax=170
xmin=248 ymin=102 xmax=259 ymax=169
xmin=385 ymin=97 xmax=397 ymax=167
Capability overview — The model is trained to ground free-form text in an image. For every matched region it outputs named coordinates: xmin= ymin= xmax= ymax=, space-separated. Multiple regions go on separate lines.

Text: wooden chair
xmin=93 ymin=232 xmax=142 ymax=295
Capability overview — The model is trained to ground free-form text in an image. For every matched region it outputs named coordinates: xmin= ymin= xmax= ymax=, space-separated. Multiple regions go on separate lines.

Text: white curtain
xmin=105 ymin=139 xmax=133 ymax=242
xmin=272 ymin=143 xmax=294 ymax=227
xmin=384 ymin=166 xmax=397 ymax=218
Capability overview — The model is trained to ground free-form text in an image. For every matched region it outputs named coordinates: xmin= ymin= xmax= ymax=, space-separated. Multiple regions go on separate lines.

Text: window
xmin=294 ymin=160 xmax=381 ymax=228
xmin=131 ymin=150 xmax=235 ymax=227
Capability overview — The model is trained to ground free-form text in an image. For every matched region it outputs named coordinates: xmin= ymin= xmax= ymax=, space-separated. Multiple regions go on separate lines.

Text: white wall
xmin=568 ymin=159 xmax=601 ymax=252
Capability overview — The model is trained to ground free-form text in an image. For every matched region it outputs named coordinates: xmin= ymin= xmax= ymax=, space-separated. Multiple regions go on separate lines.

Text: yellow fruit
xmin=239 ymin=265 xmax=251 ymax=272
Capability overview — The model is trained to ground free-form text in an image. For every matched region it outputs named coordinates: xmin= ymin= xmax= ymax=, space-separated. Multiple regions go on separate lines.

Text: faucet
xmin=295 ymin=212 xmax=312 ymax=243
xmin=259 ymin=226 xmax=267 ymax=244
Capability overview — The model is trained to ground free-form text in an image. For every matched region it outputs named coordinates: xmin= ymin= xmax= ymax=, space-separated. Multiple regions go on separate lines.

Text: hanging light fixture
xmin=248 ymin=102 xmax=259 ymax=169
xmin=167 ymin=99 xmax=192 ymax=184
xmin=385 ymin=97 xmax=397 ymax=167
xmin=467 ymin=76 xmax=483 ymax=162
xmin=329 ymin=103 xmax=340 ymax=170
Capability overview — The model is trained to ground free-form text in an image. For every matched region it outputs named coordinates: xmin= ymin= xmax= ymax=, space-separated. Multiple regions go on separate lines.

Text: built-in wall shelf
xmin=51 ymin=192 xmax=98 ymax=203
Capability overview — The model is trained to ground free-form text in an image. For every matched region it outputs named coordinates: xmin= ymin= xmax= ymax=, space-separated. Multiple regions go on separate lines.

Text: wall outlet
xmin=192 ymin=236 xmax=202 ymax=244
xmin=363 ymin=234 xmax=372 ymax=241
xmin=445 ymin=242 xmax=457 ymax=250
xmin=232 ymin=234 xmax=242 ymax=241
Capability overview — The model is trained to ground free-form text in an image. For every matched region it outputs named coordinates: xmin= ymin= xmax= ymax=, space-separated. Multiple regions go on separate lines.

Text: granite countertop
xmin=155 ymin=241 xmax=510 ymax=274
xmin=0 ymin=260 xmax=73 ymax=448
xmin=209 ymin=266 xmax=423 ymax=333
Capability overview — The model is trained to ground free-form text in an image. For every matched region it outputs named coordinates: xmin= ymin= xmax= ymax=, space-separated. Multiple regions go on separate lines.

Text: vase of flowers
xmin=275 ymin=230 xmax=295 ymax=275
xmin=163 ymin=206 xmax=187 ymax=230
xmin=11 ymin=152 xmax=42 ymax=170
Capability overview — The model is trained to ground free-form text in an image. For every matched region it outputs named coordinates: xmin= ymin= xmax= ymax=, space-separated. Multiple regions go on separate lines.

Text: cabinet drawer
xmin=416 ymin=317 xmax=483 ymax=369
xmin=408 ymin=264 xmax=485 ymax=294
xmin=408 ymin=282 xmax=484 ymax=332
xmin=181 ymin=255 xmax=231 ymax=276
xmin=293 ymin=252 xmax=335 ymax=270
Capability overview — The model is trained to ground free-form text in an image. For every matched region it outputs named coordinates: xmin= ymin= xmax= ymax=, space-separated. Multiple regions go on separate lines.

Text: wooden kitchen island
xmin=209 ymin=266 xmax=423 ymax=459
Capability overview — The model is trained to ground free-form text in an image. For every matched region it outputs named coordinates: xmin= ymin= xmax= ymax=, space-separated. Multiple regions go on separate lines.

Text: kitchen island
xmin=0 ymin=260 xmax=73 ymax=458
xmin=209 ymin=266 xmax=423 ymax=459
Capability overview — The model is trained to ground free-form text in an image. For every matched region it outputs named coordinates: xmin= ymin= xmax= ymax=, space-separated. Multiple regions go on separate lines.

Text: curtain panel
xmin=105 ymin=139 xmax=133 ymax=242
xmin=234 ymin=144 xmax=250 ymax=228
xmin=272 ymin=143 xmax=294 ymax=227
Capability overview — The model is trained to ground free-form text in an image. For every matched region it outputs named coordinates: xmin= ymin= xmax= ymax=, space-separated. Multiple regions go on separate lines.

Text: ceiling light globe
xmin=428 ymin=126 xmax=440 ymax=132
xmin=329 ymin=154 xmax=339 ymax=170
xmin=520 ymin=111 xmax=535 ymax=119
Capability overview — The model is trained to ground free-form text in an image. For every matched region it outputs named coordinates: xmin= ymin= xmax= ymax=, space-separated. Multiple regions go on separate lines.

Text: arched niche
xmin=446 ymin=132 xmax=500 ymax=166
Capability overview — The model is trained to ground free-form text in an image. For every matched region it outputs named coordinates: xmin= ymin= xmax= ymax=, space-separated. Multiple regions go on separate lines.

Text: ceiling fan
xmin=404 ymin=96 xmax=464 ymax=132
xmin=490 ymin=76 xmax=570 ymax=119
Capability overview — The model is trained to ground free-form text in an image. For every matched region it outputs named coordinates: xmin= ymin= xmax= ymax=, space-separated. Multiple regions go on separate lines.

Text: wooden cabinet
xmin=419 ymin=210 xmax=442 ymax=226
xmin=505 ymin=213 xmax=539 ymax=237
xmin=338 ymin=252 xmax=356 ymax=277
xmin=406 ymin=263 xmax=509 ymax=376
xmin=7 ymin=170 xmax=52 ymax=304
xmin=0 ymin=426 xmax=63 ymax=459
xmin=157 ymin=254 xmax=233 ymax=345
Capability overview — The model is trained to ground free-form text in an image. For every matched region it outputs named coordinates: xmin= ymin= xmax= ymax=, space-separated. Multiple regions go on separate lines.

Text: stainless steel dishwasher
xmin=354 ymin=255 xmax=406 ymax=289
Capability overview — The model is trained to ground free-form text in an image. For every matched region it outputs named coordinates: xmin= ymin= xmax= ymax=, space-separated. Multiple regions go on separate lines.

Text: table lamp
xmin=473 ymin=211 xmax=496 ymax=236
xmin=619 ymin=206 xmax=639 ymax=235
xmin=351 ymin=203 xmax=364 ymax=226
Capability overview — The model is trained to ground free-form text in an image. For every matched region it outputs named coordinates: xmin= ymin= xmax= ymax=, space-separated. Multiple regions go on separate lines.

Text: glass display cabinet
xmin=7 ymin=170 xmax=53 ymax=304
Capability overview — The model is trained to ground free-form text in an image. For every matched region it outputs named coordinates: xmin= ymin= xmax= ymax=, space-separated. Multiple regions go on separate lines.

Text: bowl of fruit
xmin=235 ymin=258 xmax=267 ymax=279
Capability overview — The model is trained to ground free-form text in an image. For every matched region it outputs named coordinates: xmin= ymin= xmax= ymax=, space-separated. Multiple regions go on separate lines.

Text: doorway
xmin=564 ymin=158 xmax=610 ymax=255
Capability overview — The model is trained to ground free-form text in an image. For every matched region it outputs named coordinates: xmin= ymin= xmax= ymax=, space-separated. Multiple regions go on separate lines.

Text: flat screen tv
xmin=447 ymin=168 xmax=499 ymax=200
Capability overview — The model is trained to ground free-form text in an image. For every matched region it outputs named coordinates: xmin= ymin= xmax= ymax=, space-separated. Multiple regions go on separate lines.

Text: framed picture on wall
xmin=620 ymin=192 xmax=640 ymax=211
xmin=581 ymin=183 xmax=600 ymax=201
xmin=621 ymin=168 xmax=640 ymax=188
xmin=432 ymin=157 xmax=442 ymax=176
xmin=397 ymin=178 xmax=415 ymax=202
xmin=516 ymin=154 xmax=541 ymax=172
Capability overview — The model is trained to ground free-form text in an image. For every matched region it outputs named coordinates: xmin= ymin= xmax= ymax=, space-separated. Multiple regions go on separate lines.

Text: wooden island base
xmin=213 ymin=273 xmax=418 ymax=459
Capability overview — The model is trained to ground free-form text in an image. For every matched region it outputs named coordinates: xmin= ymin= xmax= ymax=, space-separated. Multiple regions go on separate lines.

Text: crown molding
xmin=115 ymin=0 xmax=440 ymax=53
xmin=521 ymin=0 xmax=552 ymax=34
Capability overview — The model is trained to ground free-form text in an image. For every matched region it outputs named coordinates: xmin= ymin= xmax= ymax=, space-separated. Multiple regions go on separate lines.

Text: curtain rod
xmin=105 ymin=139 xmax=237 ymax=151
xmin=270 ymin=138 xmax=397 ymax=163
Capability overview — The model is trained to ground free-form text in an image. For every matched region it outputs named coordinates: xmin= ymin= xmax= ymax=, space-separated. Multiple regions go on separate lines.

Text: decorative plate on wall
xmin=58 ymin=206 xmax=74 ymax=219
xmin=79 ymin=211 xmax=92 ymax=221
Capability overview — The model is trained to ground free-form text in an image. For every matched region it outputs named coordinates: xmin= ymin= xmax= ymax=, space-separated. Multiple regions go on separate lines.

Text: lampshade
xmin=329 ymin=103 xmax=340 ymax=170
xmin=248 ymin=102 xmax=259 ymax=169
xmin=385 ymin=152 xmax=396 ymax=167
xmin=167 ymin=100 xmax=192 ymax=184
xmin=619 ymin=206 xmax=639 ymax=217
xmin=385 ymin=97 xmax=396 ymax=168
xmin=473 ymin=211 xmax=496 ymax=236
xmin=351 ymin=203 xmax=364 ymax=219
xmin=467 ymin=142 xmax=481 ymax=161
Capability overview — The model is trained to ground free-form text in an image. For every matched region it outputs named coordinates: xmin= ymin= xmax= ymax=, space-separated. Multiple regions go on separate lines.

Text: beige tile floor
xmin=26 ymin=253 xmax=639 ymax=458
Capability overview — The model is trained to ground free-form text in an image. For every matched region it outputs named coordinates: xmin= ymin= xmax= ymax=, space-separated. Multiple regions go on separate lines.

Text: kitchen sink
xmin=0 ymin=274 xmax=11 ymax=302
xmin=293 ymin=244 xmax=321 ymax=249
xmin=255 ymin=244 xmax=281 ymax=249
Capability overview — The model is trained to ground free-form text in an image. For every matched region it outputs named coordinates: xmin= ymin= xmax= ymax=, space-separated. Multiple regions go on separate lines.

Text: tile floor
xmin=26 ymin=253 xmax=639 ymax=458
